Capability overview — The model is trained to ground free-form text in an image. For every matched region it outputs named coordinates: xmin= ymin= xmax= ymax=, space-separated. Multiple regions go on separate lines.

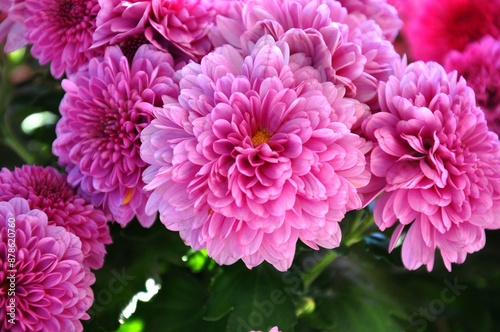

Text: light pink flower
xmin=0 ymin=198 xmax=95 ymax=332
xmin=23 ymin=0 xmax=101 ymax=78
xmin=93 ymin=0 xmax=226 ymax=62
xmin=53 ymin=44 xmax=179 ymax=227
xmin=212 ymin=0 xmax=400 ymax=110
xmin=444 ymin=35 xmax=500 ymax=135
xmin=338 ymin=0 xmax=402 ymax=42
xmin=402 ymin=0 xmax=500 ymax=62
xmin=364 ymin=59 xmax=500 ymax=271
xmin=0 ymin=165 xmax=112 ymax=270
xmin=141 ymin=35 xmax=370 ymax=271
xmin=0 ymin=0 xmax=28 ymax=52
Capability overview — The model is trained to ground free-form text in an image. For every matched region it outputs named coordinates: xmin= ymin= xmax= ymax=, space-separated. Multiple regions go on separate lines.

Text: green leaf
xmin=205 ymin=262 xmax=297 ymax=332
xmin=82 ymin=220 xmax=190 ymax=332
xmin=129 ymin=266 xmax=226 ymax=332
xmin=300 ymin=247 xmax=407 ymax=332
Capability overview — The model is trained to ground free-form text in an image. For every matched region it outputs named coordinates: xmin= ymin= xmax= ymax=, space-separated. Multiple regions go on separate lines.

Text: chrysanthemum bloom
xmin=338 ymin=0 xmax=402 ymax=42
xmin=0 ymin=0 xmax=28 ymax=52
xmin=444 ymin=35 xmax=500 ymax=135
xmin=93 ymin=0 xmax=226 ymax=62
xmin=53 ymin=44 xmax=179 ymax=227
xmin=141 ymin=35 xmax=370 ymax=271
xmin=0 ymin=198 xmax=95 ymax=332
xmin=0 ymin=165 xmax=111 ymax=270
xmin=402 ymin=0 xmax=500 ymax=62
xmin=23 ymin=0 xmax=101 ymax=78
xmin=213 ymin=0 xmax=399 ymax=110
xmin=363 ymin=59 xmax=500 ymax=271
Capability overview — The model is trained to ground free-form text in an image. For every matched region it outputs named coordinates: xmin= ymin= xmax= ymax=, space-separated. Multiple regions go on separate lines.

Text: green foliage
xmin=205 ymin=263 xmax=298 ymax=332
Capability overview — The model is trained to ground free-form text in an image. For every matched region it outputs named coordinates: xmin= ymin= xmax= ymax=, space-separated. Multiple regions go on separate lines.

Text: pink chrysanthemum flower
xmin=0 ymin=0 xmax=28 ymax=52
xmin=0 ymin=165 xmax=111 ymax=270
xmin=53 ymin=44 xmax=179 ymax=227
xmin=338 ymin=0 xmax=402 ymax=42
xmin=23 ymin=0 xmax=101 ymax=78
xmin=363 ymin=59 xmax=500 ymax=271
xmin=213 ymin=0 xmax=399 ymax=110
xmin=0 ymin=198 xmax=95 ymax=332
xmin=402 ymin=0 xmax=500 ymax=62
xmin=93 ymin=0 xmax=225 ymax=62
xmin=141 ymin=36 xmax=370 ymax=271
xmin=444 ymin=35 xmax=500 ymax=135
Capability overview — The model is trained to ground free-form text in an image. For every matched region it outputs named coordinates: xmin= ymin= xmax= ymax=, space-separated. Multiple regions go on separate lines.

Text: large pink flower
xmin=363 ymin=59 xmax=500 ymax=271
xmin=402 ymin=0 xmax=500 ymax=62
xmin=444 ymin=35 xmax=500 ymax=135
xmin=141 ymin=36 xmax=370 ymax=271
xmin=23 ymin=0 xmax=101 ymax=78
xmin=213 ymin=0 xmax=399 ymax=110
xmin=53 ymin=44 xmax=179 ymax=227
xmin=0 ymin=198 xmax=94 ymax=332
xmin=0 ymin=165 xmax=111 ymax=270
xmin=93 ymin=0 xmax=226 ymax=62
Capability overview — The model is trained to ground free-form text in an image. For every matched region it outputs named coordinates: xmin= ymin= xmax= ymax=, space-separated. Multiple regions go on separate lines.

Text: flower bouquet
xmin=1 ymin=0 xmax=499 ymax=331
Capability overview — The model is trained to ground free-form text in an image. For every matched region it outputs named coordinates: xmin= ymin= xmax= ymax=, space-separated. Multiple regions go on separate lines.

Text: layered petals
xmin=24 ymin=0 xmax=101 ymax=78
xmin=365 ymin=59 xmax=500 ymax=271
xmin=53 ymin=44 xmax=179 ymax=227
xmin=0 ymin=166 xmax=111 ymax=270
xmin=141 ymin=35 xmax=370 ymax=271
xmin=0 ymin=198 xmax=94 ymax=332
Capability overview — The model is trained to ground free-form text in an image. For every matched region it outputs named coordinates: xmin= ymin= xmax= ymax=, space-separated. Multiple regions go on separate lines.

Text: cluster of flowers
xmin=1 ymin=0 xmax=499 ymax=330
xmin=0 ymin=166 xmax=111 ymax=331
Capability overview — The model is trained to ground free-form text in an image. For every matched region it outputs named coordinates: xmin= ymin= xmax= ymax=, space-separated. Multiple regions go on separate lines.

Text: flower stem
xmin=0 ymin=49 xmax=35 ymax=164
xmin=343 ymin=208 xmax=374 ymax=247
xmin=300 ymin=208 xmax=375 ymax=290
xmin=1 ymin=132 xmax=35 ymax=164
xmin=302 ymin=250 xmax=339 ymax=290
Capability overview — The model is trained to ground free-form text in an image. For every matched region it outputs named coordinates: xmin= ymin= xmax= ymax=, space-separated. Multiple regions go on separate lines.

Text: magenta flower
xmin=363 ymin=59 xmax=500 ymax=271
xmin=93 ymin=0 xmax=225 ymax=62
xmin=0 ymin=165 xmax=111 ymax=270
xmin=23 ymin=0 xmax=101 ymax=78
xmin=338 ymin=0 xmax=402 ymax=42
xmin=444 ymin=35 xmax=500 ymax=135
xmin=0 ymin=198 xmax=95 ymax=332
xmin=0 ymin=0 xmax=28 ymax=52
xmin=402 ymin=0 xmax=500 ymax=62
xmin=141 ymin=36 xmax=370 ymax=271
xmin=53 ymin=44 xmax=179 ymax=227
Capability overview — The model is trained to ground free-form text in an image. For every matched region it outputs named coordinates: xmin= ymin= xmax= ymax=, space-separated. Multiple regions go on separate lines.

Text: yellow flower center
xmin=122 ymin=188 xmax=134 ymax=205
xmin=252 ymin=129 xmax=271 ymax=146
